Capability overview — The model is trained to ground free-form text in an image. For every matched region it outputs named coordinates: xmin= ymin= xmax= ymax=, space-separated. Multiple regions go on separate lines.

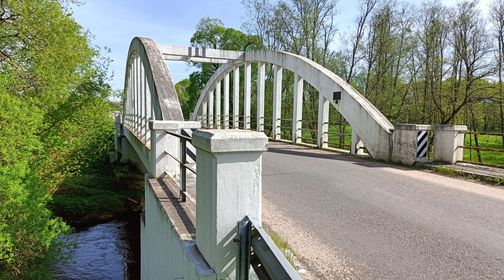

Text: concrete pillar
xmin=202 ymin=99 xmax=208 ymax=128
xmin=244 ymin=63 xmax=252 ymax=130
xmin=193 ymin=130 xmax=268 ymax=279
xmin=113 ymin=112 xmax=122 ymax=161
xmin=351 ymin=130 xmax=365 ymax=155
xmin=392 ymin=124 xmax=432 ymax=165
xmin=317 ymin=95 xmax=329 ymax=148
xmin=292 ymin=74 xmax=303 ymax=144
xmin=434 ymin=125 xmax=468 ymax=164
xmin=215 ymin=81 xmax=221 ymax=129
xmin=208 ymin=89 xmax=214 ymax=128
xmin=149 ymin=120 xmax=201 ymax=178
xmin=272 ymin=65 xmax=283 ymax=140
xmin=224 ymin=73 xmax=230 ymax=129
xmin=257 ymin=62 xmax=265 ymax=132
xmin=233 ymin=66 xmax=240 ymax=129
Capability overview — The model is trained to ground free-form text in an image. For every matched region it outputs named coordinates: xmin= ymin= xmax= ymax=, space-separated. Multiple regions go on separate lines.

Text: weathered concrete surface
xmin=262 ymin=142 xmax=504 ymax=279
xmin=434 ymin=125 xmax=467 ymax=164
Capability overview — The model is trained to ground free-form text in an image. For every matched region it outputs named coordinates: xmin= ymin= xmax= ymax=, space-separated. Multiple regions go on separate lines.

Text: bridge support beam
xmin=317 ymin=95 xmax=329 ymax=148
xmin=257 ymin=62 xmax=265 ymax=132
xmin=193 ymin=130 xmax=268 ymax=279
xmin=292 ymin=75 xmax=303 ymax=143
xmin=244 ymin=63 xmax=252 ymax=130
xmin=224 ymin=73 xmax=230 ymax=129
xmin=149 ymin=120 xmax=201 ymax=178
xmin=272 ymin=65 xmax=283 ymax=140
xmin=215 ymin=81 xmax=221 ymax=129
xmin=208 ymin=90 xmax=214 ymax=128
xmin=202 ymin=98 xmax=208 ymax=128
xmin=233 ymin=66 xmax=240 ymax=129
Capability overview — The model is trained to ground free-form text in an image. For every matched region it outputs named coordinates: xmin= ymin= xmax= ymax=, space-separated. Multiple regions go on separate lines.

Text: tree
xmin=0 ymin=0 xmax=114 ymax=277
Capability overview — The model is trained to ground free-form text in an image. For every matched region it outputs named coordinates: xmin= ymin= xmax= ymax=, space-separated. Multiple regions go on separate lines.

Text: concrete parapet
xmin=193 ymin=129 xmax=268 ymax=279
xmin=434 ymin=125 xmax=467 ymax=164
xmin=392 ymin=124 xmax=432 ymax=165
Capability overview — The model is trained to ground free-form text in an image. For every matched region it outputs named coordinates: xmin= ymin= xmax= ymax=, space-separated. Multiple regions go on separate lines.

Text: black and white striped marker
xmin=416 ymin=130 xmax=428 ymax=159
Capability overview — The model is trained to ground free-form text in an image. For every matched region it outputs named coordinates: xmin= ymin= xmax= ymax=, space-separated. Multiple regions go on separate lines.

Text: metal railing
xmin=164 ymin=129 xmax=197 ymax=203
xmin=237 ymin=216 xmax=302 ymax=280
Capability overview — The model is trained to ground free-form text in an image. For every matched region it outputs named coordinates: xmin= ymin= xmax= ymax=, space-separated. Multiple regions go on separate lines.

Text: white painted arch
xmin=190 ymin=50 xmax=394 ymax=160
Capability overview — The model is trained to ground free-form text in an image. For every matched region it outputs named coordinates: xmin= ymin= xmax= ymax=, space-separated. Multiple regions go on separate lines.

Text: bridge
xmin=114 ymin=37 xmax=504 ymax=279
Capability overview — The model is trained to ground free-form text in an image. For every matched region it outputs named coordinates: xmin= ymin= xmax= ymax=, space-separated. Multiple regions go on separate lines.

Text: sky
xmin=71 ymin=0 xmax=491 ymax=91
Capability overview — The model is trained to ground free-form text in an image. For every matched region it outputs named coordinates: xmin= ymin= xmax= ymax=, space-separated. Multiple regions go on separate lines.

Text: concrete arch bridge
xmin=115 ymin=37 xmax=482 ymax=280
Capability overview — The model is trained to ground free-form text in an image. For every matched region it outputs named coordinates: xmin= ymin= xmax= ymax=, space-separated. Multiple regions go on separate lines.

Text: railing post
xmin=192 ymin=130 xmax=268 ymax=279
xmin=434 ymin=125 xmax=468 ymax=164
xmin=224 ymin=73 xmax=230 ymax=129
xmin=233 ymin=66 xmax=240 ymax=129
xmin=244 ymin=62 xmax=252 ymax=130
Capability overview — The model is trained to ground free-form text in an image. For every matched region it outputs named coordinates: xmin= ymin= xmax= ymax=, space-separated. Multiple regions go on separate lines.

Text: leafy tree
xmin=0 ymin=0 xmax=114 ymax=278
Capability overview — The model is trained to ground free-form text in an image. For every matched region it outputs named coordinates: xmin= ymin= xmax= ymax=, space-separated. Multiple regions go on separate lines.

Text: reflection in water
xmin=53 ymin=214 xmax=140 ymax=280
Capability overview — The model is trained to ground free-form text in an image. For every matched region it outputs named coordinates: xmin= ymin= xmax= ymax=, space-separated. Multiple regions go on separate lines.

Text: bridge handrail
xmin=163 ymin=130 xmax=196 ymax=203
xmin=238 ymin=216 xmax=302 ymax=280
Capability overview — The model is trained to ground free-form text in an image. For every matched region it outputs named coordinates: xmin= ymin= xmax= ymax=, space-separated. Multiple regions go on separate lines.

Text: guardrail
xmin=237 ymin=216 xmax=302 ymax=280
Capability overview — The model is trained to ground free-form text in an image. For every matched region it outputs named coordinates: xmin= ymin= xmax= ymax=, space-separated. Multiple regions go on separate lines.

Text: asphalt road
xmin=261 ymin=142 xmax=504 ymax=279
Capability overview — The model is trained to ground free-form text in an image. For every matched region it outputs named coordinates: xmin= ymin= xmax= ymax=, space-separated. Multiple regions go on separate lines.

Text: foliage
xmin=0 ymin=0 xmax=115 ymax=278
xmin=176 ymin=17 xmax=262 ymax=118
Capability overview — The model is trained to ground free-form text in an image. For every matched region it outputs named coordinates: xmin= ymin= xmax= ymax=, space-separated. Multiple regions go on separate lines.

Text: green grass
xmin=264 ymin=227 xmax=296 ymax=266
xmin=49 ymin=159 xmax=144 ymax=226
xmin=463 ymin=134 xmax=504 ymax=167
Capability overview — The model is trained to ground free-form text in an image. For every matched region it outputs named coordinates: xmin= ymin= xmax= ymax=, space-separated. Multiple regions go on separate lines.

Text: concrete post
xmin=202 ymin=99 xmax=208 ymax=128
xmin=317 ymin=95 xmax=329 ymax=148
xmin=113 ymin=112 xmax=122 ymax=161
xmin=224 ymin=73 xmax=230 ymax=129
xmin=208 ymin=89 xmax=214 ymax=129
xmin=272 ymin=65 xmax=283 ymax=140
xmin=257 ymin=62 xmax=265 ymax=132
xmin=293 ymin=74 xmax=303 ymax=143
xmin=193 ymin=130 xmax=268 ymax=279
xmin=244 ymin=63 xmax=252 ymax=130
xmin=434 ymin=125 xmax=468 ymax=164
xmin=215 ymin=81 xmax=221 ymax=129
xmin=149 ymin=120 xmax=201 ymax=178
xmin=392 ymin=124 xmax=432 ymax=165
xmin=351 ymin=130 xmax=365 ymax=155
xmin=233 ymin=66 xmax=240 ymax=129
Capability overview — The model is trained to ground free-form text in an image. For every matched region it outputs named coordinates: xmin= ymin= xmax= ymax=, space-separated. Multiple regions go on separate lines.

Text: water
xmin=53 ymin=213 xmax=140 ymax=280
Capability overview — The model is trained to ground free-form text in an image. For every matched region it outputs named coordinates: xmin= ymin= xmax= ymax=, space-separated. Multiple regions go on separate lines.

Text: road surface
xmin=261 ymin=142 xmax=504 ymax=279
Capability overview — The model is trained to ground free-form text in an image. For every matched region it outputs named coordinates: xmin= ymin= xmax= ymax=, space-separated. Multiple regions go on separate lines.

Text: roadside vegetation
xmin=0 ymin=0 xmax=121 ymax=278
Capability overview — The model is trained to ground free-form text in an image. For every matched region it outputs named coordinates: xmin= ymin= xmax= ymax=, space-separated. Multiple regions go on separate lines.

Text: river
xmin=52 ymin=212 xmax=140 ymax=280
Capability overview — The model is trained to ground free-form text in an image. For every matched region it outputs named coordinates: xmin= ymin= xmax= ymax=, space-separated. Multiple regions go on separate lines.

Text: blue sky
xmin=71 ymin=0 xmax=490 ymax=91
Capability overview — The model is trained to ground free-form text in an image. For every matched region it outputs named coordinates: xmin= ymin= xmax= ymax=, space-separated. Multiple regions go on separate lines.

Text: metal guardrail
xmin=237 ymin=216 xmax=302 ymax=280
xmin=164 ymin=129 xmax=197 ymax=203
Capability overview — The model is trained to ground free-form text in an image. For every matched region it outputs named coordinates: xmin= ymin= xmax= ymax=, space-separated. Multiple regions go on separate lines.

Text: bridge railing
xmin=164 ymin=129 xmax=196 ymax=203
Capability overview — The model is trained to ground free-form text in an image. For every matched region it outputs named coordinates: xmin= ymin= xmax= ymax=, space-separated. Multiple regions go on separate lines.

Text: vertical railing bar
xmin=180 ymin=138 xmax=187 ymax=202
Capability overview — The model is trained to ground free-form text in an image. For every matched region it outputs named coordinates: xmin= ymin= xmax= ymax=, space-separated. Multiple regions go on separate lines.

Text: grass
xmin=264 ymin=227 xmax=296 ymax=266
xmin=463 ymin=134 xmax=504 ymax=167
xmin=49 ymin=159 xmax=144 ymax=227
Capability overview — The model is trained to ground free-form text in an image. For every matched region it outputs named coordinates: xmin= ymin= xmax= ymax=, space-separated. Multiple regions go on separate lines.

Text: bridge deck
xmin=262 ymin=142 xmax=504 ymax=279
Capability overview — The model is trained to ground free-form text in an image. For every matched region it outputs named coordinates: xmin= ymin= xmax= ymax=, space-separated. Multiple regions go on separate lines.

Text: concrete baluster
xmin=233 ymin=66 xmax=240 ymax=129
xmin=317 ymin=95 xmax=329 ymax=148
xmin=293 ymin=74 xmax=303 ymax=143
xmin=257 ymin=62 xmax=265 ymax=132
xmin=223 ymin=73 xmax=230 ymax=129
xmin=272 ymin=65 xmax=283 ymax=140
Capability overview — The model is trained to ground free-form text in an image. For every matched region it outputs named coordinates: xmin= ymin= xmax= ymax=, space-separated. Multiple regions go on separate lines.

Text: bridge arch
xmin=122 ymin=37 xmax=184 ymax=169
xmin=190 ymin=50 xmax=394 ymax=160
